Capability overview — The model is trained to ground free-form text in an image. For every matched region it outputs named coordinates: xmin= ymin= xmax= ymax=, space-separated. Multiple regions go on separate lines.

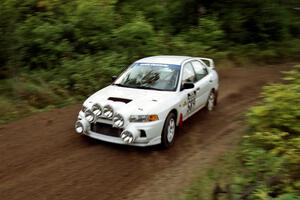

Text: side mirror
xmin=182 ymin=82 xmax=195 ymax=90
xmin=111 ymin=75 xmax=117 ymax=82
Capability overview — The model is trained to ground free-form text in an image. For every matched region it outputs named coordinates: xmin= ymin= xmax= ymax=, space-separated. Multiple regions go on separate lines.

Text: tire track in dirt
xmin=0 ymin=64 xmax=290 ymax=200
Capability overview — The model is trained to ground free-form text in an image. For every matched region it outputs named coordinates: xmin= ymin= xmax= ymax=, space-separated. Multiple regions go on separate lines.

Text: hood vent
xmin=108 ymin=97 xmax=132 ymax=104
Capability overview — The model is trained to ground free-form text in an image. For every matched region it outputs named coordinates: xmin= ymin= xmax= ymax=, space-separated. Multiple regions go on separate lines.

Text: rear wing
xmin=195 ymin=57 xmax=215 ymax=69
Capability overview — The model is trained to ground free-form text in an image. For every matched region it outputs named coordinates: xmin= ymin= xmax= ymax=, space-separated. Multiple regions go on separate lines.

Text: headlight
xmin=85 ymin=110 xmax=95 ymax=123
xmin=129 ymin=115 xmax=159 ymax=122
xmin=113 ymin=114 xmax=124 ymax=128
xmin=91 ymin=103 xmax=102 ymax=117
xmin=103 ymin=105 xmax=114 ymax=119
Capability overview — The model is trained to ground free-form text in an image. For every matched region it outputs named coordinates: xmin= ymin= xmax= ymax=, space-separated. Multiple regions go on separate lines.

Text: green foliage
xmin=71 ymin=0 xmax=116 ymax=52
xmin=211 ymin=0 xmax=292 ymax=44
xmin=114 ymin=15 xmax=158 ymax=59
xmin=231 ymin=66 xmax=300 ymax=199
xmin=1 ymin=0 xmax=299 ymax=75
xmin=17 ymin=16 xmax=72 ymax=69
xmin=55 ymin=53 xmax=127 ymax=97
xmin=0 ymin=0 xmax=300 ymax=122
xmin=0 ymin=96 xmax=19 ymax=123
xmin=171 ymin=16 xmax=225 ymax=57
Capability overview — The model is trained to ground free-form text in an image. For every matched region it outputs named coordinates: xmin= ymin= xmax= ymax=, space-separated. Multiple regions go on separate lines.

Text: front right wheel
xmin=161 ymin=112 xmax=176 ymax=148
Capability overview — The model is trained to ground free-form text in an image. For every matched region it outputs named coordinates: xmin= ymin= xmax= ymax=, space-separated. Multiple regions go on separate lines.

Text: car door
xmin=180 ymin=62 xmax=197 ymax=119
xmin=191 ymin=60 xmax=211 ymax=108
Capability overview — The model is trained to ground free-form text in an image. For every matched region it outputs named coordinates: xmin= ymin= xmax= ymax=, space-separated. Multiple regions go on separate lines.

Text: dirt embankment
xmin=0 ymin=64 xmax=290 ymax=200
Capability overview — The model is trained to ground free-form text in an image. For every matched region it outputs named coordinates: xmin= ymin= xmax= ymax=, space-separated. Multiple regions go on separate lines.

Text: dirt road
xmin=0 ymin=65 xmax=290 ymax=200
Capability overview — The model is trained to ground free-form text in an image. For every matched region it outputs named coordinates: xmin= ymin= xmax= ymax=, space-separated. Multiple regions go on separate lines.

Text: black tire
xmin=161 ymin=112 xmax=176 ymax=149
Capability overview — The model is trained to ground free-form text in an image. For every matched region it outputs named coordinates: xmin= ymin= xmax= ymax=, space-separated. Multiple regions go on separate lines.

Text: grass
xmin=0 ymin=71 xmax=79 ymax=124
xmin=179 ymin=153 xmax=238 ymax=200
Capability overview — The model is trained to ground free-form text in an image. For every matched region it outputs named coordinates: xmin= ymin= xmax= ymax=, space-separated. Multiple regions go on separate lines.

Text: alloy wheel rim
xmin=167 ymin=118 xmax=175 ymax=143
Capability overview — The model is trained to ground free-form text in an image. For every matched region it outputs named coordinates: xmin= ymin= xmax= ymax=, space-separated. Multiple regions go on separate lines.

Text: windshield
xmin=114 ymin=63 xmax=180 ymax=91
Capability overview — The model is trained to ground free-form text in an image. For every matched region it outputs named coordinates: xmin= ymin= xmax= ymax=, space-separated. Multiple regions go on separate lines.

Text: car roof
xmin=135 ymin=55 xmax=192 ymax=65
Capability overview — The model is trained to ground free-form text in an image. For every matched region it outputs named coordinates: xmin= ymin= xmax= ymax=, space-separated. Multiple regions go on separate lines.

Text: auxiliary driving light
xmin=120 ymin=131 xmax=134 ymax=144
xmin=75 ymin=121 xmax=84 ymax=134
xmin=113 ymin=114 xmax=124 ymax=128
xmin=75 ymin=118 xmax=89 ymax=134
xmin=85 ymin=110 xmax=95 ymax=123
xmin=103 ymin=105 xmax=114 ymax=119
xmin=92 ymin=103 xmax=102 ymax=117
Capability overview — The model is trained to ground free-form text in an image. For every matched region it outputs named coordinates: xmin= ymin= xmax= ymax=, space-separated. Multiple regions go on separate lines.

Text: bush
xmin=230 ymin=66 xmax=300 ymax=199
xmin=171 ymin=16 xmax=226 ymax=57
xmin=114 ymin=15 xmax=159 ymax=59
xmin=49 ymin=53 xmax=128 ymax=97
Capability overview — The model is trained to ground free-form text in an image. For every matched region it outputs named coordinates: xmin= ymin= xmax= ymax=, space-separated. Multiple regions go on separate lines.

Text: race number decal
xmin=187 ymin=91 xmax=196 ymax=113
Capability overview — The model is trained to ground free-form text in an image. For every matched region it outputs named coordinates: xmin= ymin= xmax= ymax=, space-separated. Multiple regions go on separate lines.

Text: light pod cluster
xmin=77 ymin=103 xmax=136 ymax=144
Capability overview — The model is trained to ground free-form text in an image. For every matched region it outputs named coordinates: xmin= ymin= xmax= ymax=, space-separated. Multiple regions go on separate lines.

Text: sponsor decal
xmin=181 ymin=100 xmax=187 ymax=107
xmin=187 ymin=91 xmax=196 ymax=113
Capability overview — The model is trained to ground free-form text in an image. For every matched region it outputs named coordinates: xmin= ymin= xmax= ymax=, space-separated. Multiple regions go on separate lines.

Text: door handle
xmin=209 ymin=79 xmax=213 ymax=83
xmin=196 ymin=87 xmax=200 ymax=91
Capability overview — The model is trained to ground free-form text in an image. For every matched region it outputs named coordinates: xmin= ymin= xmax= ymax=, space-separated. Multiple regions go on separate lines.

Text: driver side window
xmin=182 ymin=62 xmax=196 ymax=83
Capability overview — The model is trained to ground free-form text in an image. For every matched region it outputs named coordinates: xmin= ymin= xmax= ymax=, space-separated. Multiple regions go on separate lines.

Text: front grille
xmin=90 ymin=122 xmax=123 ymax=137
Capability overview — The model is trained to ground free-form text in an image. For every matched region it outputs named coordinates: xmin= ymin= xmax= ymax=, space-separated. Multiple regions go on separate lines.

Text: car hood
xmin=84 ymin=85 xmax=177 ymax=115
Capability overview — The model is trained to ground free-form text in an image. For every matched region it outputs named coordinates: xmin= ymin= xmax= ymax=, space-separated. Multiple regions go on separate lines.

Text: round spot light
xmin=120 ymin=131 xmax=134 ymax=143
xmin=75 ymin=121 xmax=84 ymax=134
xmin=92 ymin=103 xmax=102 ymax=117
xmin=103 ymin=105 xmax=114 ymax=119
xmin=113 ymin=114 xmax=124 ymax=128
xmin=85 ymin=110 xmax=95 ymax=123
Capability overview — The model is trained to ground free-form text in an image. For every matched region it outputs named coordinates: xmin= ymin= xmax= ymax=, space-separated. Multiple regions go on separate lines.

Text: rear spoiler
xmin=195 ymin=57 xmax=215 ymax=69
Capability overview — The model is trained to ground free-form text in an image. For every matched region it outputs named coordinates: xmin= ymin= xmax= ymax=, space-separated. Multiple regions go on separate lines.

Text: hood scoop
xmin=107 ymin=97 xmax=132 ymax=104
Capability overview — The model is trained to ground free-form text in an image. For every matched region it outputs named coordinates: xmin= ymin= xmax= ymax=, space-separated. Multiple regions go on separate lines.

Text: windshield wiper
xmin=134 ymin=85 xmax=164 ymax=91
xmin=113 ymin=84 xmax=164 ymax=91
xmin=112 ymin=83 xmax=127 ymax=87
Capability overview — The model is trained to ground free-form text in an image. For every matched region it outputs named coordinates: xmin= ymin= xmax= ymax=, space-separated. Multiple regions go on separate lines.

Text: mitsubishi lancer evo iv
xmin=75 ymin=56 xmax=219 ymax=148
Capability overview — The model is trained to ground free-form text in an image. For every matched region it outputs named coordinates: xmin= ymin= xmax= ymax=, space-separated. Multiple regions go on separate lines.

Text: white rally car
xmin=75 ymin=56 xmax=219 ymax=148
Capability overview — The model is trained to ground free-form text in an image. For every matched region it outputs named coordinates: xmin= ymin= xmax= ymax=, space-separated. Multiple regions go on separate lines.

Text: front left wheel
xmin=161 ymin=112 xmax=176 ymax=148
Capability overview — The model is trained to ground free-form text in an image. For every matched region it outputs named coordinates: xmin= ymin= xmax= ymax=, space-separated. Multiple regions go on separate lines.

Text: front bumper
xmin=77 ymin=111 xmax=164 ymax=146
